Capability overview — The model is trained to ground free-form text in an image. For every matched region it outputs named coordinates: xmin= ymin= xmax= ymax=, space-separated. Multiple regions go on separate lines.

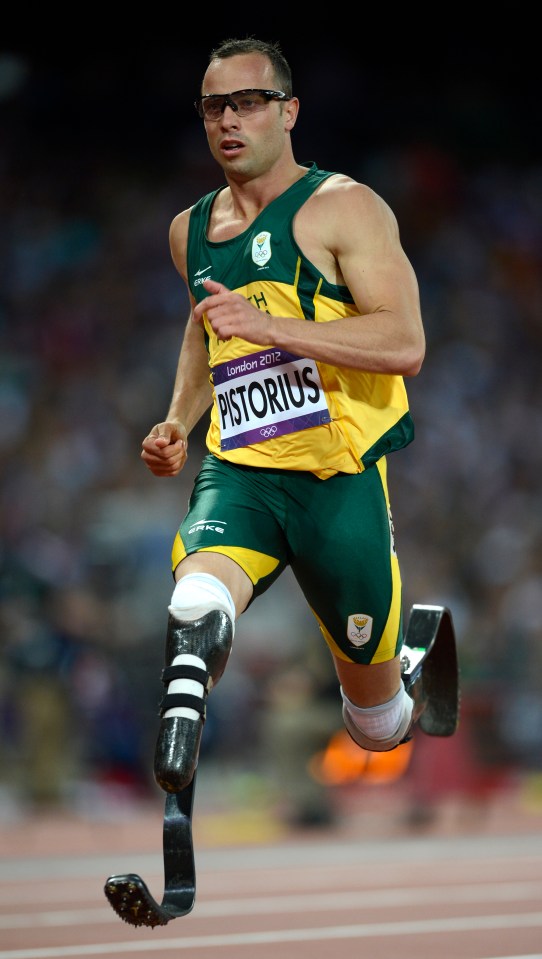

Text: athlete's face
xmin=199 ymin=53 xmax=297 ymax=180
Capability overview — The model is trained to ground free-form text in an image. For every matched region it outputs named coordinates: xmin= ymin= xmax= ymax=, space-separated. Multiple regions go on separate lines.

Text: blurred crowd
xmin=1 ymin=45 xmax=541 ymax=816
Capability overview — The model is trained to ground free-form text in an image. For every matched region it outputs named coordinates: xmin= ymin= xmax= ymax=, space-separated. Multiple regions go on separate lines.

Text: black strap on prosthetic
xmin=161 ymin=664 xmax=210 ymax=686
xmin=158 ymin=662 xmax=211 ymax=719
xmin=159 ymin=693 xmax=206 ymax=717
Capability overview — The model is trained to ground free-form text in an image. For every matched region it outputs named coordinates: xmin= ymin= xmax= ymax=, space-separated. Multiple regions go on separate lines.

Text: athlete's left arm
xmin=193 ymin=181 xmax=425 ymax=376
xmin=280 ymin=178 xmax=426 ymax=375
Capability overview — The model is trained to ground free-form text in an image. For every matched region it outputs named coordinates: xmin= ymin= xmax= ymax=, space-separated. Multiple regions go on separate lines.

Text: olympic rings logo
xmin=259 ymin=426 xmax=278 ymax=439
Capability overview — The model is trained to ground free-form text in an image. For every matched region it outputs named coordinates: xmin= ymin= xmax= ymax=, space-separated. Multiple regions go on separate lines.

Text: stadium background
xmin=1 ymin=24 xmax=541 ymax=826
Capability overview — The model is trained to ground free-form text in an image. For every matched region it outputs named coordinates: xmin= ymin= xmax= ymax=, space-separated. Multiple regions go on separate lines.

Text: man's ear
xmin=284 ymin=96 xmax=300 ymax=131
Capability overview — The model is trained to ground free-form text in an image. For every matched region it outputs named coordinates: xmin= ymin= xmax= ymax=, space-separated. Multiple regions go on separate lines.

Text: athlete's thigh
xmin=172 ymin=455 xmax=288 ymax=597
xmin=289 ymin=458 xmax=403 ymax=665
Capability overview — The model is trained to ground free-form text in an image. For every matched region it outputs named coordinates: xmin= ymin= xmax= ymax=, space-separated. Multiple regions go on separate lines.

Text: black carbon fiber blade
xmin=104 ymin=774 xmax=196 ymax=927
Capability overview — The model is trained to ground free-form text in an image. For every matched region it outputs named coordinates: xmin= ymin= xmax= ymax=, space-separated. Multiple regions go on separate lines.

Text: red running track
xmin=1 ymin=786 xmax=542 ymax=959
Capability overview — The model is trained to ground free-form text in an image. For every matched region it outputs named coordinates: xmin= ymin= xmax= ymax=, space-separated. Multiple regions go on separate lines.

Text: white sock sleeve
xmin=169 ymin=572 xmax=236 ymax=631
xmin=341 ymin=682 xmax=412 ymax=741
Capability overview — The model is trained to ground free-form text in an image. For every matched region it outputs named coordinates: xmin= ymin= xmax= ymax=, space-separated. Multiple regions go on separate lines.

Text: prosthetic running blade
xmin=402 ymin=604 xmax=460 ymax=737
xmin=104 ymin=773 xmax=196 ymax=927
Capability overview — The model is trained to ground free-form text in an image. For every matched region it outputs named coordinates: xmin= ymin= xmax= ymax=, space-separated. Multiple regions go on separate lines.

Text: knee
xmin=334 ymin=654 xmax=402 ymax=709
xmin=173 ymin=559 xmax=253 ymax=618
xmin=169 ymin=572 xmax=236 ymax=624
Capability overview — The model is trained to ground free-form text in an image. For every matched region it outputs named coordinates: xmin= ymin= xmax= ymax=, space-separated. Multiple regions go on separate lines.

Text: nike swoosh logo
xmin=194 ymin=266 xmax=212 ymax=276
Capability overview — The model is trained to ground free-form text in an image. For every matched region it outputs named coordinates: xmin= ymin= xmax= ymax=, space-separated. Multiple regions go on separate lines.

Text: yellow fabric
xmin=172 ymin=532 xmax=280 ymax=582
xmin=204 ymin=277 xmax=410 ymax=479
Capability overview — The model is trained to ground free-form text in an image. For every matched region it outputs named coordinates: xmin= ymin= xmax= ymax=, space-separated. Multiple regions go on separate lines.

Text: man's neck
xmin=224 ymin=158 xmax=308 ymax=221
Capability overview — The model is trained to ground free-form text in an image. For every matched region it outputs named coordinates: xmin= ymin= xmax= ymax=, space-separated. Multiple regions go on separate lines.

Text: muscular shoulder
xmin=169 ymin=207 xmax=192 ymax=280
xmin=310 ymin=174 xmax=399 ymax=242
xmin=295 ymin=174 xmax=400 ymax=282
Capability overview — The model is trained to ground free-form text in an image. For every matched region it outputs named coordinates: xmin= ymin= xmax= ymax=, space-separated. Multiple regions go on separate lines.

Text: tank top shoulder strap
xmin=268 ymin=162 xmax=336 ymax=218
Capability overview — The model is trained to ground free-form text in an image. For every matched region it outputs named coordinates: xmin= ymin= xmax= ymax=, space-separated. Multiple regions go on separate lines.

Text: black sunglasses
xmin=194 ymin=89 xmax=292 ymax=121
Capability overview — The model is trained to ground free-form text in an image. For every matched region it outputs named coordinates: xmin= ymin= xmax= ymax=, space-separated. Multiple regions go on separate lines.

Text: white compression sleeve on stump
xmin=341 ymin=682 xmax=413 ymax=744
xmin=169 ymin=572 xmax=236 ymax=627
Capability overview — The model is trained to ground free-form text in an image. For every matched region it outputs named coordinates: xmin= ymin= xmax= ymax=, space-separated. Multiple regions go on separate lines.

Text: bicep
xmin=182 ymin=305 xmax=209 ymax=368
xmin=169 ymin=208 xmax=191 ymax=279
xmin=337 ymin=191 xmax=420 ymax=319
xmin=343 ymin=242 xmax=422 ymax=325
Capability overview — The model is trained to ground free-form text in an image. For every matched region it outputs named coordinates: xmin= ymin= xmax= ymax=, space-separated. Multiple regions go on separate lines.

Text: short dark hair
xmin=206 ymin=38 xmax=293 ymax=97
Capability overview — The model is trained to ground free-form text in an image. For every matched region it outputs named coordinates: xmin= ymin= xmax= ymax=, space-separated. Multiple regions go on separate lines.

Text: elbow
xmin=404 ymin=355 xmax=424 ymax=377
xmin=401 ymin=341 xmax=426 ymax=377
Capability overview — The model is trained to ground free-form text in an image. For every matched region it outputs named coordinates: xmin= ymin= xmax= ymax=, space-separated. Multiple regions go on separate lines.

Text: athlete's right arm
xmin=141 ymin=208 xmax=212 ymax=478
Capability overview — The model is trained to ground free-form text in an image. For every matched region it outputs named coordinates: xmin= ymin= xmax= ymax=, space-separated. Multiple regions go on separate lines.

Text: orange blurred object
xmin=309 ymin=729 xmax=414 ymax=786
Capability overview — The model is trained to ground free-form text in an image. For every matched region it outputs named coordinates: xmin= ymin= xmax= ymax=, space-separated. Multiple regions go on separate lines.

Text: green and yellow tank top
xmin=186 ymin=161 xmax=414 ymax=480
